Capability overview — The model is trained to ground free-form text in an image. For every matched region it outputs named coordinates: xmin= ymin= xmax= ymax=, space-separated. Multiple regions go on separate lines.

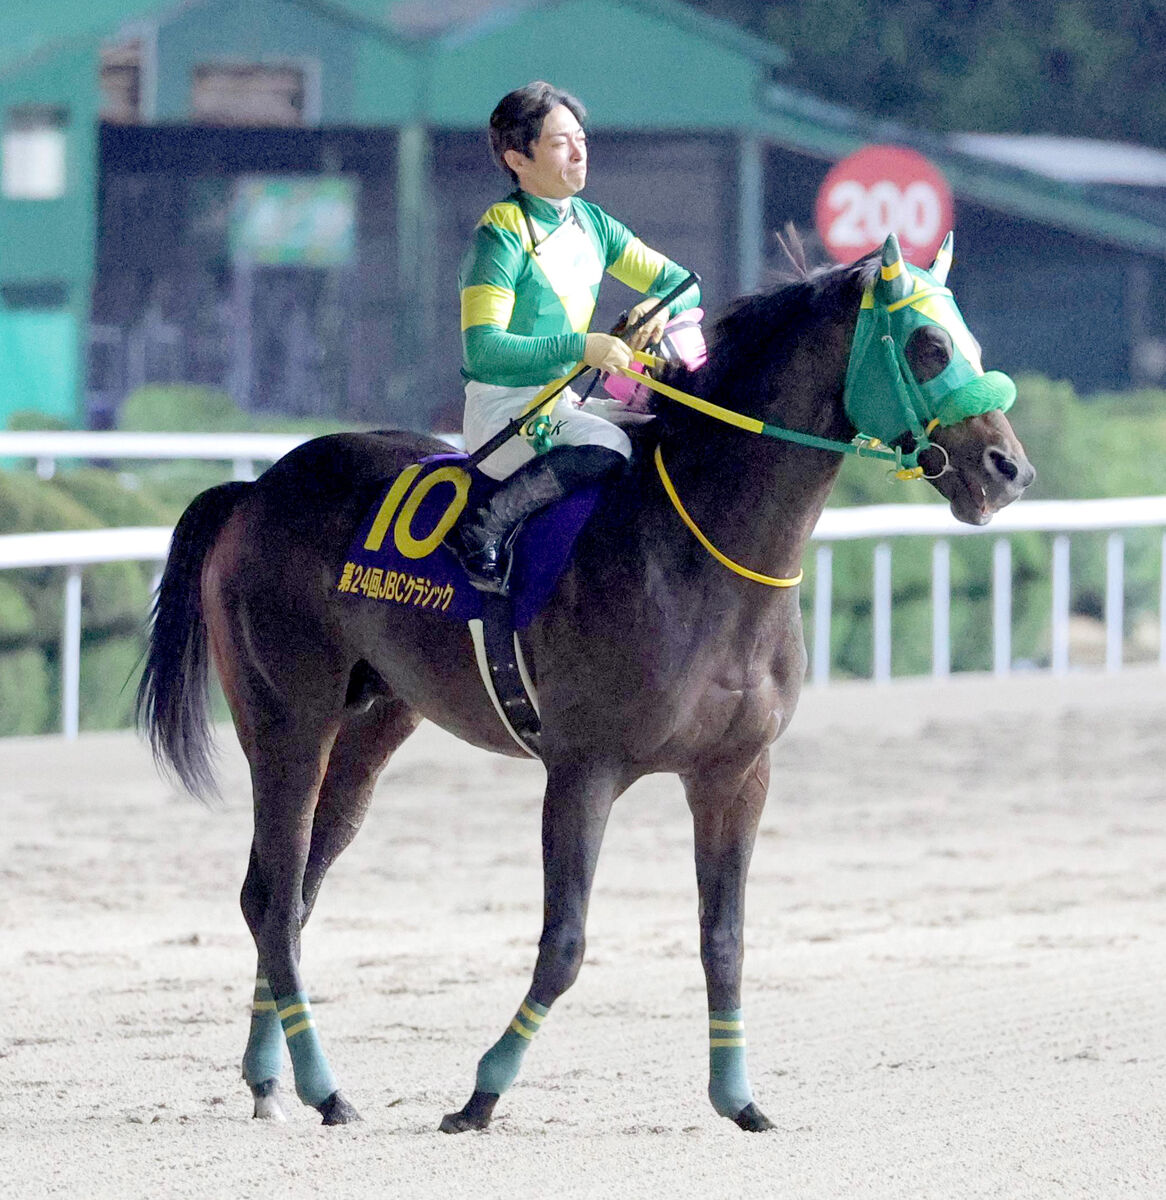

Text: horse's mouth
xmin=946 ymin=474 xmax=997 ymax=526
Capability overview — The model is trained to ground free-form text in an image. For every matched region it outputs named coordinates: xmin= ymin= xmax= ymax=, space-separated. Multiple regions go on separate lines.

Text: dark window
xmin=1 ymin=281 xmax=70 ymax=309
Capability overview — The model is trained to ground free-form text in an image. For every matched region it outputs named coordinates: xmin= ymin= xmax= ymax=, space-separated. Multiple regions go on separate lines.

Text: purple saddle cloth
xmin=336 ymin=453 xmax=600 ymax=629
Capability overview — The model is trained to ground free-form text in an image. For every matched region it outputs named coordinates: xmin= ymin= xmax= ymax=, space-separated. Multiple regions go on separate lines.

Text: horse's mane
xmin=699 ymin=236 xmax=877 ymax=400
xmin=628 ymin=235 xmax=877 ymax=460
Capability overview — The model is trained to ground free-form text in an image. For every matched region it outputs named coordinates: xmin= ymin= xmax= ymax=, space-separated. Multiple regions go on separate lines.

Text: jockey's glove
xmin=584 ymin=333 xmax=635 ymax=374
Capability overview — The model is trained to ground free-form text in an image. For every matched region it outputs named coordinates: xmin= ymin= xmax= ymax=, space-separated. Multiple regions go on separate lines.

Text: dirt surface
xmin=2 ymin=669 xmax=1165 ymax=1198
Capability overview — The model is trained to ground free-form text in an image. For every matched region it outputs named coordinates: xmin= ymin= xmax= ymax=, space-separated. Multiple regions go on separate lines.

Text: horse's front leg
xmin=441 ymin=755 xmax=619 ymax=1133
xmin=685 ymin=752 xmax=775 ymax=1132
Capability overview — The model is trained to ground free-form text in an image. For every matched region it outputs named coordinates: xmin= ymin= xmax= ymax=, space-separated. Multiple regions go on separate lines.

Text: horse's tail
xmin=136 ymin=481 xmax=251 ymax=799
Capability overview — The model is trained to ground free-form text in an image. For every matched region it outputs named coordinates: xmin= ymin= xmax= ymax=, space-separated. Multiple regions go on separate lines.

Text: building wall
xmin=0 ymin=42 xmax=101 ymax=425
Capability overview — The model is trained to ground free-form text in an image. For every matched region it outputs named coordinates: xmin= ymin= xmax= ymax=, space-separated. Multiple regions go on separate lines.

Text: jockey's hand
xmin=624 ymin=297 xmax=670 ymax=351
xmin=584 ymin=333 xmax=635 ymax=375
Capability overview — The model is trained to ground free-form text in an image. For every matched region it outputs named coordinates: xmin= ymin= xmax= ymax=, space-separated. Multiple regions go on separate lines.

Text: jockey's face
xmin=504 ymin=104 xmax=587 ymax=199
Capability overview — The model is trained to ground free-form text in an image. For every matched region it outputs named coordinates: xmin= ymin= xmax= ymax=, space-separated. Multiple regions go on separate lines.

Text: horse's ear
xmin=875 ymin=233 xmax=912 ymax=302
xmin=930 ymin=232 xmax=954 ymax=285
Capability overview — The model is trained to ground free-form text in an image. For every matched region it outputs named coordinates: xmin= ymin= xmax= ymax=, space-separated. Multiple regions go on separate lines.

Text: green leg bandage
xmin=474 ymin=996 xmax=548 ymax=1095
xmin=276 ymin=990 xmax=339 ymax=1107
xmin=241 ymin=975 xmax=284 ymax=1086
xmin=708 ymin=1008 xmax=754 ymax=1118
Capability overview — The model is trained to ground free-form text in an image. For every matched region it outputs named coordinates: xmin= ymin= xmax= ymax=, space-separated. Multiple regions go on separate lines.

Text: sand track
xmin=2 ymin=670 xmax=1164 ymax=1198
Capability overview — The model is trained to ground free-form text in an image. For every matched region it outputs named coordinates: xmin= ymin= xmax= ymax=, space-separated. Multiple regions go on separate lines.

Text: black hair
xmin=488 ymin=81 xmax=587 ymax=184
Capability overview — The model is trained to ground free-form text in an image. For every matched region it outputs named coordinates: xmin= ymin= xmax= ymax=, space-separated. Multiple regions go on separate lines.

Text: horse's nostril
xmin=988 ymin=449 xmax=1019 ymax=482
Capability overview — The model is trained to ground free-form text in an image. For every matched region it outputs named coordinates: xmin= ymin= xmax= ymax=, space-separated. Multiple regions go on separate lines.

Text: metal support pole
xmin=1106 ymin=533 xmax=1124 ymax=673
xmin=737 ymin=133 xmax=764 ymax=294
xmin=397 ymin=123 xmax=435 ymax=364
xmin=1160 ymin=532 xmax=1166 ymax=670
xmin=1051 ymin=534 xmax=1071 ymax=675
xmin=931 ymin=539 xmax=950 ymax=678
xmin=873 ymin=542 xmax=892 ymax=682
xmin=993 ymin=538 xmax=1012 ymax=676
xmin=812 ymin=544 xmax=833 ymax=685
xmin=62 ymin=566 xmax=83 ymax=740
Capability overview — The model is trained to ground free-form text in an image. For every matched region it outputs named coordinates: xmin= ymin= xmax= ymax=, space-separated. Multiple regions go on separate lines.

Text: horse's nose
xmin=985 ymin=446 xmax=1035 ymax=490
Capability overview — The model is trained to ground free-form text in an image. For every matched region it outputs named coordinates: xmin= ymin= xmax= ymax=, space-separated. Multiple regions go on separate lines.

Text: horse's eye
xmin=905 ymin=325 xmax=952 ymax=383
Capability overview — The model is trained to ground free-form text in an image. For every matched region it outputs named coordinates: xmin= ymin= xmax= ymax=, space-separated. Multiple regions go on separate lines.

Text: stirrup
xmin=449 ymin=536 xmax=513 ymax=597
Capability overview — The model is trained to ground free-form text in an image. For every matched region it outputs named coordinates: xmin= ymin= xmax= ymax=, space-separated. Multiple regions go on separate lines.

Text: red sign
xmin=815 ymin=145 xmax=953 ymax=265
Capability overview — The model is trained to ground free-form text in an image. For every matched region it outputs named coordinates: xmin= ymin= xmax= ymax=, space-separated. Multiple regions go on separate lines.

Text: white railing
xmin=0 ymin=528 xmax=172 ymax=740
xmin=0 ymin=431 xmax=313 ymax=481
xmin=2 ymin=497 xmax=1165 ymax=739
xmin=810 ymin=497 xmax=1166 ymax=684
xmin=0 ymin=430 xmax=464 ymax=480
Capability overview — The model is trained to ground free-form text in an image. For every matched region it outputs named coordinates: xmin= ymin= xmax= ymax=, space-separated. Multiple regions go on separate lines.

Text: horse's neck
xmin=645 ymin=378 xmax=847 ymax=588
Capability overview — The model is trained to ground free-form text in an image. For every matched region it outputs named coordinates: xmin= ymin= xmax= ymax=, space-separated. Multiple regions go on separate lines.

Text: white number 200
xmin=826 ymin=179 xmax=942 ymax=248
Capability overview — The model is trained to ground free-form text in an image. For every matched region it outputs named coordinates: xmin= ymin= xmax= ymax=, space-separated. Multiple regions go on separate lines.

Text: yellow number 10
xmin=363 ymin=464 xmax=472 ymax=560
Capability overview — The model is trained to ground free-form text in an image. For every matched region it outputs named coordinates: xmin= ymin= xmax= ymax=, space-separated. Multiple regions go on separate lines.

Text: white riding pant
xmin=463 ymin=381 xmax=632 ymax=480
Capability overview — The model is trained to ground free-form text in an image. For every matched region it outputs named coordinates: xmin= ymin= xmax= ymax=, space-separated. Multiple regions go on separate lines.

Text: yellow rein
xmin=653 ymin=445 xmax=803 ymax=588
xmin=527 ymin=352 xmax=808 ymax=587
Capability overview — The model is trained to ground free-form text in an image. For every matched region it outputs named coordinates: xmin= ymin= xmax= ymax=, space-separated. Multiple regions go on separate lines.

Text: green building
xmin=2 ymin=0 xmax=1164 ymax=431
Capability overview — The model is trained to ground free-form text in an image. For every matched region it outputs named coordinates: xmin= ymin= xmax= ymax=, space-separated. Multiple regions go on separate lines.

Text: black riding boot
xmin=450 ymin=445 xmax=625 ymax=596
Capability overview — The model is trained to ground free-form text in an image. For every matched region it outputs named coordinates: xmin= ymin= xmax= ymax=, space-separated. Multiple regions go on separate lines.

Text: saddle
xmin=337 ymin=453 xmax=603 ymax=758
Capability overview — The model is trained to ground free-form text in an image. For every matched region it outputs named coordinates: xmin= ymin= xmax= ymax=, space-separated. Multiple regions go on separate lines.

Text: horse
xmin=137 ymin=233 xmax=1034 ymax=1132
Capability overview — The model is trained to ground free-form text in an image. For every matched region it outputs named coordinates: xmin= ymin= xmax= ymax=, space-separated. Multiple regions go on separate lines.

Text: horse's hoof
xmin=250 ymin=1078 xmax=286 ymax=1122
xmin=318 ymin=1090 xmax=362 ymax=1125
xmin=733 ymin=1102 xmax=775 ymax=1132
xmin=439 ymin=1090 xmax=499 ymax=1133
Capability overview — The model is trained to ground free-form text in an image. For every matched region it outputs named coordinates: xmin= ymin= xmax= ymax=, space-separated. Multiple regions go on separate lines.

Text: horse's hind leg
xmin=241 ymin=693 xmax=420 ymax=1123
xmin=441 ymin=757 xmax=619 ymax=1133
xmin=685 ymin=752 xmax=775 ymax=1133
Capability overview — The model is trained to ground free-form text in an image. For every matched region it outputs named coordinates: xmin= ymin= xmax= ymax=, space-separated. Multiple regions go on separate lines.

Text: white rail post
xmin=232 ymin=458 xmax=255 ymax=481
xmin=1106 ymin=533 xmax=1124 ymax=672
xmin=873 ymin=542 xmax=892 ymax=682
xmin=1160 ymin=532 xmax=1166 ymax=670
xmin=62 ymin=566 xmax=83 ymax=740
xmin=812 ymin=544 xmax=833 ymax=685
xmin=993 ymin=538 xmax=1012 ymax=676
xmin=931 ymin=539 xmax=951 ymax=678
xmin=1051 ymin=534 xmax=1071 ymax=675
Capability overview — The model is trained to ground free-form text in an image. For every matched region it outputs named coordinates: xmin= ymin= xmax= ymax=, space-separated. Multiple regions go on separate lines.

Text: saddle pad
xmin=336 ymin=453 xmax=600 ymax=630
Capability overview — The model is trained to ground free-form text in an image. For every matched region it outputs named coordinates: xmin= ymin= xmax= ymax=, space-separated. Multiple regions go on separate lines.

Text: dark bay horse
xmin=137 ymin=236 xmax=1033 ymax=1131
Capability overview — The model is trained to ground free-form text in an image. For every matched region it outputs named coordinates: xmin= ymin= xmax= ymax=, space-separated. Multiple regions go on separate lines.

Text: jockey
xmin=450 ymin=80 xmax=700 ymax=594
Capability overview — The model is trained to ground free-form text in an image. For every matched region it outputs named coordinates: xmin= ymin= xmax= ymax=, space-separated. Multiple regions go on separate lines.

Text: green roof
xmin=1 ymin=0 xmax=1163 ymax=256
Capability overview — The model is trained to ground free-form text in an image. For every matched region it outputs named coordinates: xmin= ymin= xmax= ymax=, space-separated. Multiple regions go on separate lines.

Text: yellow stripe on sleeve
xmin=278 ymin=1002 xmax=309 ymax=1020
xmin=608 ymin=237 xmax=669 ymax=292
xmin=508 ymin=1017 xmax=536 ymax=1040
xmin=461 ymin=283 xmax=516 ymax=331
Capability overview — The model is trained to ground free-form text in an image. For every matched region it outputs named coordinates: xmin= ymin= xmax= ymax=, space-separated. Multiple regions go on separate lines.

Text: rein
xmin=604 ymin=354 xmax=946 ymax=588
xmin=652 ymin=445 xmax=803 ymax=588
